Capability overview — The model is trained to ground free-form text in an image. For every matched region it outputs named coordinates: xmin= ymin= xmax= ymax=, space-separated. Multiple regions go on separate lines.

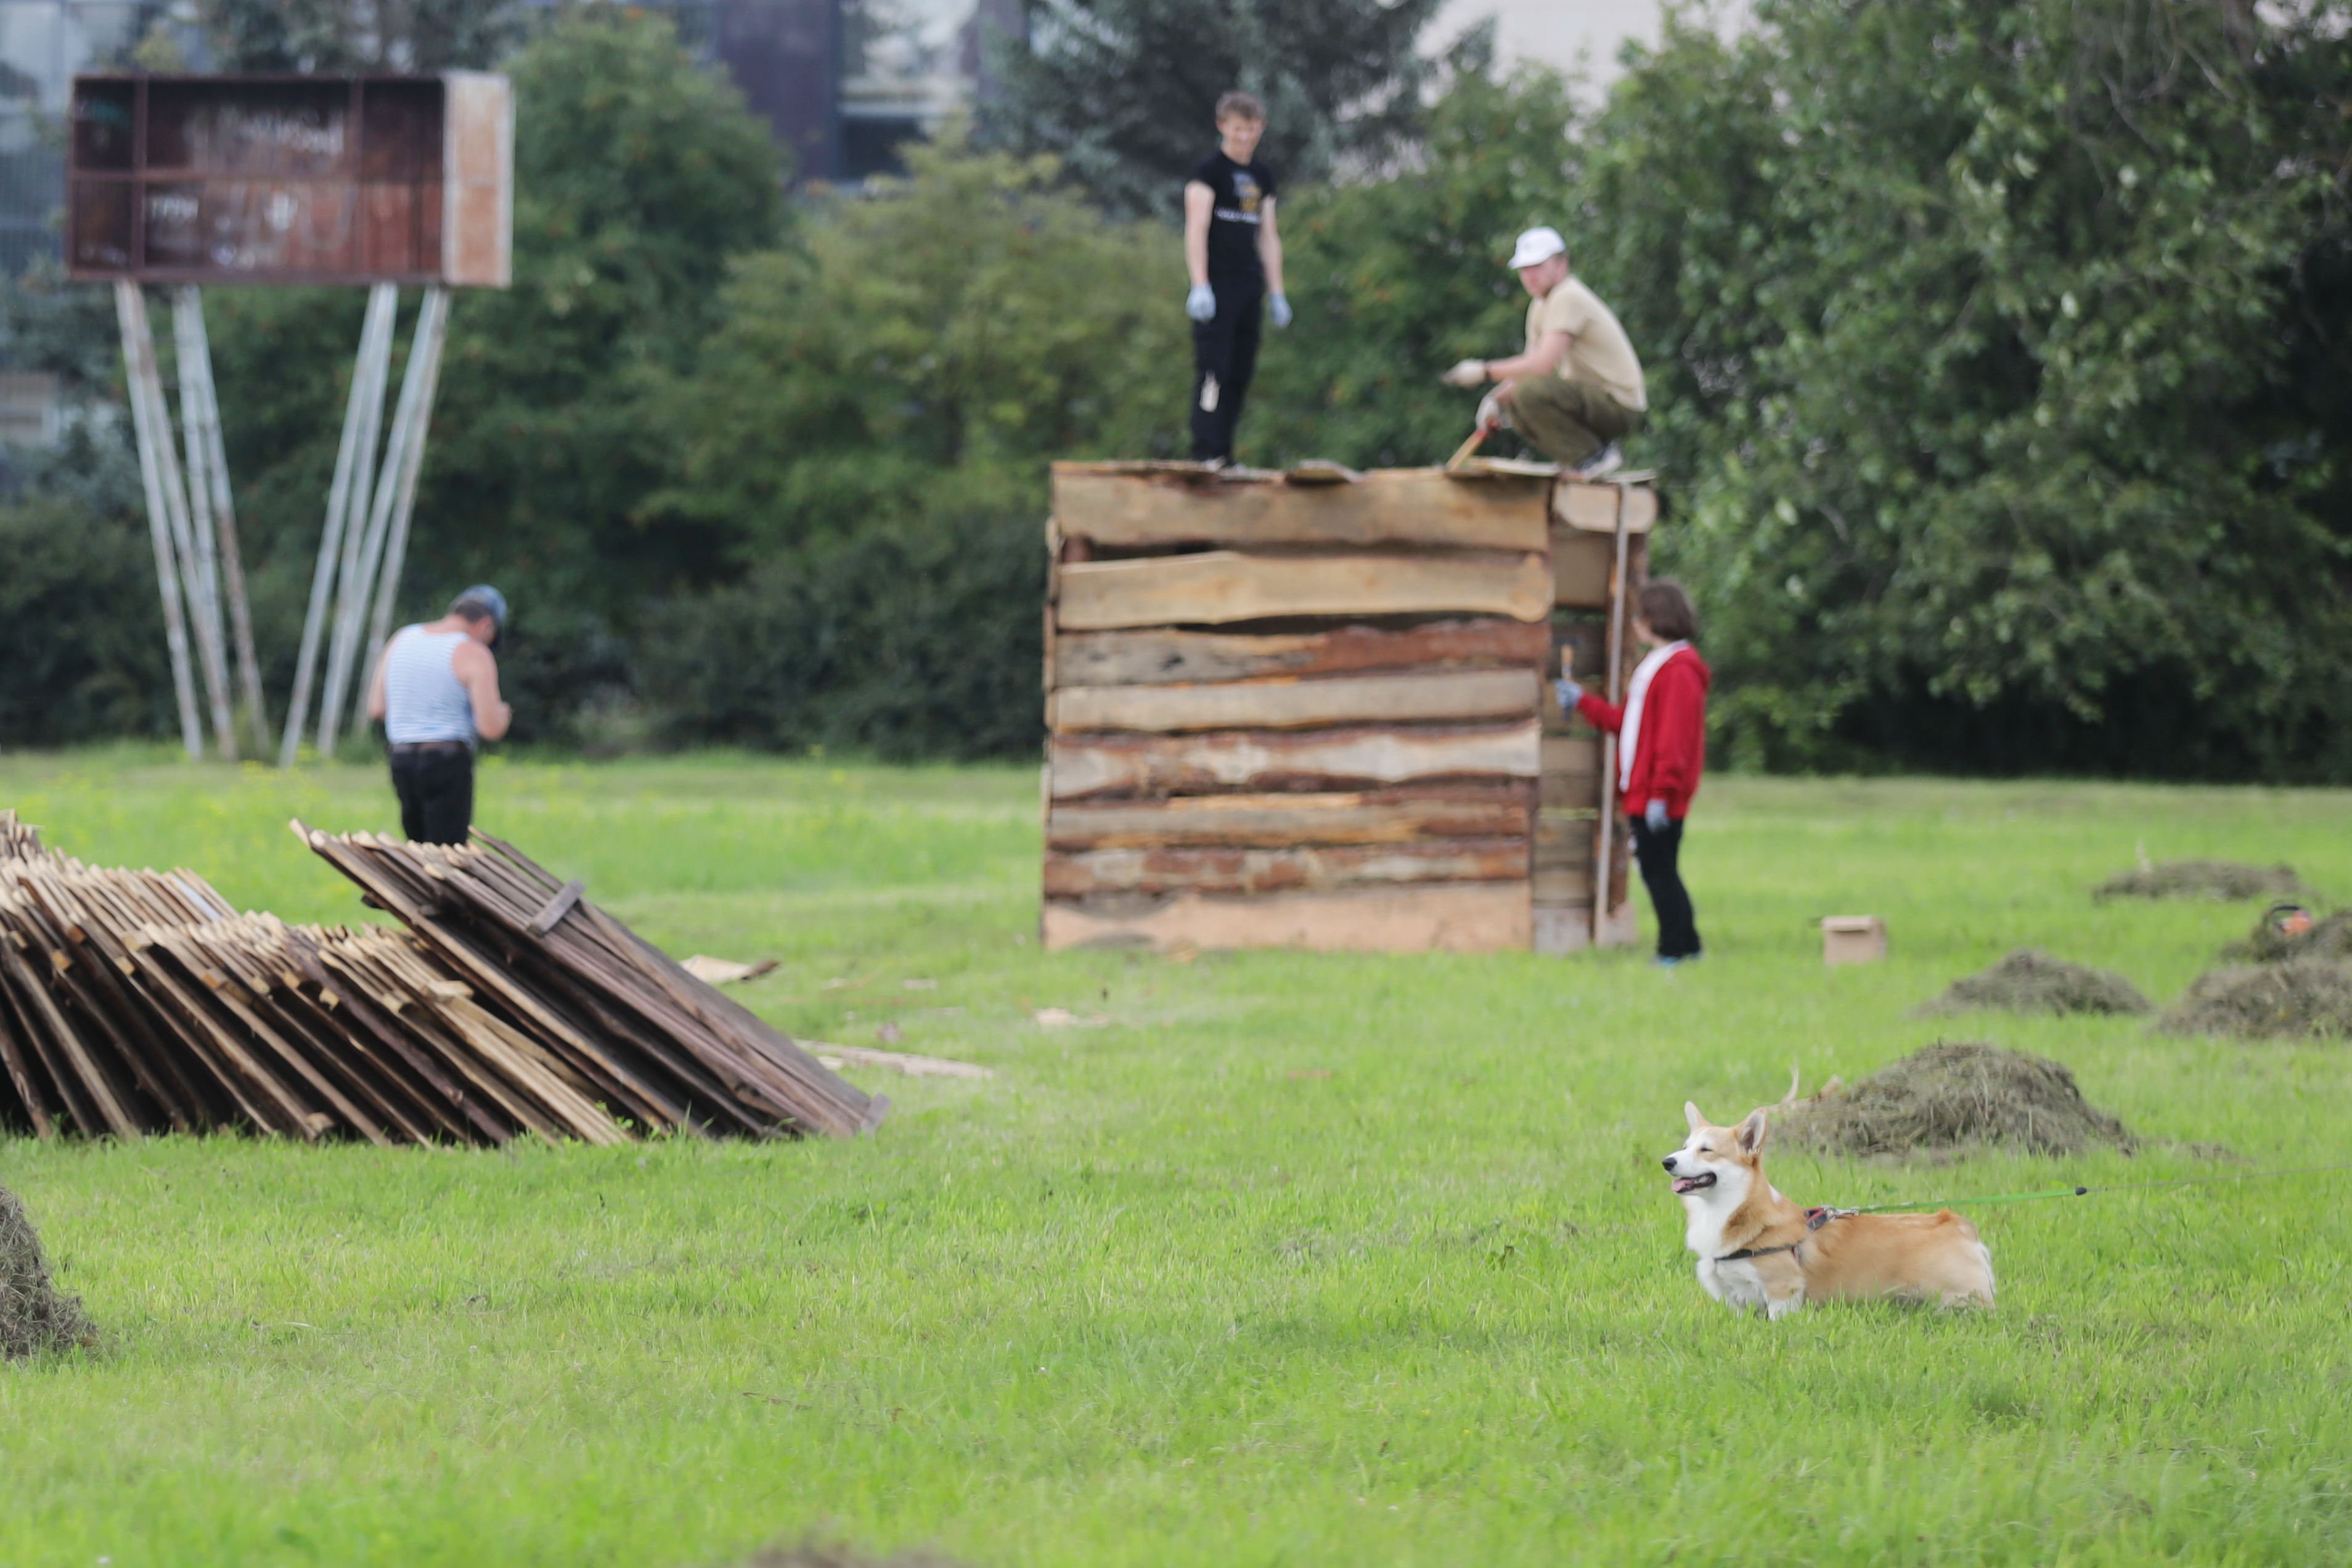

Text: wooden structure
xmin=64 ymin=72 xmax=514 ymax=766
xmin=1042 ymin=462 xmax=1657 ymax=954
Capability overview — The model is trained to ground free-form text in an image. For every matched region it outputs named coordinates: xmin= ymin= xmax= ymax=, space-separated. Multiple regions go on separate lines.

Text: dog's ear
xmin=1684 ymin=1101 xmax=1706 ymax=1133
xmin=1736 ymin=1108 xmax=1768 ymax=1153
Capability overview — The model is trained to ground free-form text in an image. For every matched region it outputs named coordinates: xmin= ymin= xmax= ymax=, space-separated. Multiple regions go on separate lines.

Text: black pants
xmin=1630 ymin=815 xmax=1702 ymax=960
xmin=389 ymin=746 xmax=475 ymax=846
xmin=1190 ymin=284 xmax=1263 ymax=462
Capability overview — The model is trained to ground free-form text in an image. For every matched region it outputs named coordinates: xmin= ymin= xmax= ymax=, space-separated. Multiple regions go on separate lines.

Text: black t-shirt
xmin=1189 ymin=150 xmax=1277 ymax=288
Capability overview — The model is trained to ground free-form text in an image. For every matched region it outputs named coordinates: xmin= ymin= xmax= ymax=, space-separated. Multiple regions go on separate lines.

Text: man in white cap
xmin=1440 ymin=226 xmax=1647 ymax=478
xmin=364 ymin=584 xmax=513 ymax=846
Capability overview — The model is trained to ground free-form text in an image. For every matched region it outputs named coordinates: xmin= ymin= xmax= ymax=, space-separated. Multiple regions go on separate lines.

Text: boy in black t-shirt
xmin=1183 ymin=91 xmax=1291 ymax=465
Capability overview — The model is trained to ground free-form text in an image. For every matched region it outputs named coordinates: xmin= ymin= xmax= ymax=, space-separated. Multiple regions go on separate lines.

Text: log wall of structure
xmin=1043 ymin=462 xmax=1657 ymax=955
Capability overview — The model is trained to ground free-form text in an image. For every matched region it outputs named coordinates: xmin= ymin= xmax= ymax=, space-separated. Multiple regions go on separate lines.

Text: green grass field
xmin=1 ymin=748 xmax=2348 ymax=1567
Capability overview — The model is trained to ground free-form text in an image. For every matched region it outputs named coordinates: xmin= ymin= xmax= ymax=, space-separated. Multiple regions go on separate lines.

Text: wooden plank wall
xmin=1043 ymin=463 xmax=1659 ymax=955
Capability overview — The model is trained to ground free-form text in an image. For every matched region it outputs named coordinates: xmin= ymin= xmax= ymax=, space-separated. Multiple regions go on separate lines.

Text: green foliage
xmin=199 ymin=0 xmax=518 ymax=70
xmin=986 ymin=0 xmax=1443 ymax=216
xmin=650 ymin=131 xmax=1184 ymax=558
xmin=641 ymin=505 xmax=1046 ymax=759
xmin=0 ymin=500 xmax=170 ymax=745
xmin=1576 ymin=0 xmax=2352 ymax=777
xmin=1246 ymin=36 xmax=1575 ymax=468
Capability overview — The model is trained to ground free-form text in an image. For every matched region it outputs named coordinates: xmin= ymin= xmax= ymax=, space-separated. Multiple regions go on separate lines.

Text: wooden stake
xmin=317 ymin=284 xmax=403 ymax=759
xmin=350 ymin=286 xmax=454 ymax=739
xmin=115 ymin=282 xmax=203 ymax=761
xmin=173 ymin=288 xmax=272 ymax=759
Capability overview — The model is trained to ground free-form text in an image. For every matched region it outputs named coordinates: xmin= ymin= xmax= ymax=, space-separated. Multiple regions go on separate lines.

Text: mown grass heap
xmin=1916 ymin=947 xmax=2151 ymax=1018
xmin=1776 ymin=1042 xmax=2134 ymax=1159
xmin=0 ymin=809 xmax=880 ymax=1144
xmin=2093 ymin=860 xmax=2306 ymax=902
xmin=0 ymin=1180 xmax=92 ymax=1359
xmin=2158 ymin=958 xmax=2352 ymax=1040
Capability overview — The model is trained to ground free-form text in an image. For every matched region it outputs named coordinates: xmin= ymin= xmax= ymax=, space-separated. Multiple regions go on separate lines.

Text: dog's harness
xmin=1714 ymin=1206 xmax=1853 ymax=1264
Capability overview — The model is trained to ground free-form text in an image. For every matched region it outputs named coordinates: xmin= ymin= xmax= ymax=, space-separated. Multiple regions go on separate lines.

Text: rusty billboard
xmin=67 ymin=73 xmax=512 ymax=287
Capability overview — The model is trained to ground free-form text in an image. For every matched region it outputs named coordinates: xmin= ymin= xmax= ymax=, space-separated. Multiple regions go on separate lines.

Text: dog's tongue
xmin=1671 ymin=1176 xmax=1704 ymax=1195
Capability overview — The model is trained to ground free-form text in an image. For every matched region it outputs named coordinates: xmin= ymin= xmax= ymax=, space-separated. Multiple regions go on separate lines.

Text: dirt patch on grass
xmin=2093 ymin=860 xmax=2305 ymax=902
xmin=0 ymin=1183 xmax=94 ymax=1360
xmin=1917 ymin=948 xmax=2150 ymax=1018
xmin=2156 ymin=955 xmax=2352 ymax=1040
xmin=1776 ymin=1042 xmax=2134 ymax=1159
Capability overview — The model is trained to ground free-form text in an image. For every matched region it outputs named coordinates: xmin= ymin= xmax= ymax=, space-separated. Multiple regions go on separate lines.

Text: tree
xmin=984 ymin=0 xmax=1444 ymax=216
xmin=199 ymin=0 xmax=518 ymax=71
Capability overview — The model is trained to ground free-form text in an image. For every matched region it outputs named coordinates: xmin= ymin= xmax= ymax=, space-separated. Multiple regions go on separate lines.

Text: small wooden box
xmin=1822 ymin=915 xmax=1887 ymax=966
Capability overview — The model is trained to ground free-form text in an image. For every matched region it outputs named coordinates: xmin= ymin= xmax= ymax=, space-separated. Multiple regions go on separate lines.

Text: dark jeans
xmin=1190 ymin=284 xmax=1263 ymax=462
xmin=1630 ymin=814 xmax=1702 ymax=960
xmin=389 ymin=745 xmax=475 ymax=846
xmin=1505 ymin=376 xmax=1644 ymax=467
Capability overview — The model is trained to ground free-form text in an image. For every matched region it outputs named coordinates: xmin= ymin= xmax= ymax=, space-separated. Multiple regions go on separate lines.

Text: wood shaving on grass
xmin=1775 ymin=1042 xmax=2135 ymax=1159
xmin=2093 ymin=860 xmax=2305 ymax=902
xmin=0 ymin=1183 xmax=94 ymax=1360
xmin=1916 ymin=948 xmax=2151 ymax=1017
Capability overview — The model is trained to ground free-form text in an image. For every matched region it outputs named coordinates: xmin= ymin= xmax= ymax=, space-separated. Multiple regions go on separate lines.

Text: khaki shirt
xmin=1525 ymin=276 xmax=1648 ymax=412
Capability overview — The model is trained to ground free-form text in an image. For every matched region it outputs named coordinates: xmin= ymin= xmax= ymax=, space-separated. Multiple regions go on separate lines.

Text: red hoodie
xmin=1574 ymin=645 xmax=1712 ymax=819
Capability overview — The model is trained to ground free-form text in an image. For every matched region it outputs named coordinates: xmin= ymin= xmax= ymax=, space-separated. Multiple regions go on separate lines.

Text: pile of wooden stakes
xmin=0 ymin=811 xmax=882 ymax=1145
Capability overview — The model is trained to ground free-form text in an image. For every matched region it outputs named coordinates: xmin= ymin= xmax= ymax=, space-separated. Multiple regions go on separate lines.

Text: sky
xmin=1432 ymin=0 xmax=1664 ymax=81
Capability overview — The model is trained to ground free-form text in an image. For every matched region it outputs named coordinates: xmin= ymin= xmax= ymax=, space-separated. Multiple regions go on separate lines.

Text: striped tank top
xmin=382 ymin=627 xmax=476 ymax=745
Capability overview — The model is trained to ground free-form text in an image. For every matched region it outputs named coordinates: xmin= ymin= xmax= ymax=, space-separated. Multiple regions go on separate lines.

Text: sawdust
xmin=1917 ymin=948 xmax=2151 ymax=1018
xmin=0 ymin=1182 xmax=94 ymax=1360
xmin=2155 ymin=955 xmax=2352 ymax=1040
xmin=2093 ymin=860 xmax=2305 ymax=903
xmin=1775 ymin=1042 xmax=2134 ymax=1159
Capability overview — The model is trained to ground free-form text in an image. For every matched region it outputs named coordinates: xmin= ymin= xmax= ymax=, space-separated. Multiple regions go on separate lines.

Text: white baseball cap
xmin=1508 ymin=226 xmax=1567 ymax=270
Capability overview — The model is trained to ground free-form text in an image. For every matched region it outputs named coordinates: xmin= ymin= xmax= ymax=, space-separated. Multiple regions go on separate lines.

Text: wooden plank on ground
xmin=1043 ymin=882 xmax=1532 ymax=953
xmin=1047 ymin=786 xmax=1532 ymax=849
xmin=1045 ymin=839 xmax=1529 ymax=897
xmin=1053 ymin=465 xmax=1550 ymax=551
xmin=1553 ymin=481 xmax=1658 ymax=534
xmin=1050 ymin=719 xmax=1542 ymax=799
xmin=1054 ymin=619 xmax=1550 ymax=689
xmin=1051 ymin=668 xmax=1539 ymax=734
xmin=1056 ymin=550 xmax=1553 ymax=632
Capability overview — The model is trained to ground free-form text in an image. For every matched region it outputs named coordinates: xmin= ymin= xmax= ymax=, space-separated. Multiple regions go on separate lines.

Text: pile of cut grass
xmin=1776 ymin=1042 xmax=2134 ymax=1159
xmin=1916 ymin=947 xmax=2150 ymax=1018
xmin=0 ymin=1183 xmax=93 ymax=1360
xmin=2221 ymin=905 xmax=2352 ymax=965
xmin=2094 ymin=860 xmax=2305 ymax=902
xmin=2157 ymin=957 xmax=2352 ymax=1040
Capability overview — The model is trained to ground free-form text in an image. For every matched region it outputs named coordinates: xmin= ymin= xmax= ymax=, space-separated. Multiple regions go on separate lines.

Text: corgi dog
xmin=1663 ymin=1102 xmax=1995 ymax=1318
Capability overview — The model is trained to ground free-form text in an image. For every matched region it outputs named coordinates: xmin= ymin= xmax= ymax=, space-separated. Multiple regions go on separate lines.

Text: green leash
xmin=1845 ymin=1160 xmax=2352 ymax=1215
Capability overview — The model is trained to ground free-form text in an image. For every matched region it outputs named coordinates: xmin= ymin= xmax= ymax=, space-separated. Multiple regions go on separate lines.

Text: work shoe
xmin=1572 ymin=442 xmax=1624 ymax=481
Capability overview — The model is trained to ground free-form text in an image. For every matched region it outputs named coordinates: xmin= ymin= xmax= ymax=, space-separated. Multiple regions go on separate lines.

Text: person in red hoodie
xmin=1556 ymin=580 xmax=1712 ymax=965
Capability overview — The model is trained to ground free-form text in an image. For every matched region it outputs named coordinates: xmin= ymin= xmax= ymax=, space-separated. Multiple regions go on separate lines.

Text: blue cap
xmin=451 ymin=584 xmax=507 ymax=627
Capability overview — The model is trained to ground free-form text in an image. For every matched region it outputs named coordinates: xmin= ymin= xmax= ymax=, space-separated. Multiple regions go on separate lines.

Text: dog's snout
xmin=1661 ymin=1154 xmax=1680 ymax=1172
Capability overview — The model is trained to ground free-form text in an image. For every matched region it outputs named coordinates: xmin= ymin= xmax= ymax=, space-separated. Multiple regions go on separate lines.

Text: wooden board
xmin=1541 ymin=734 xmax=1603 ymax=809
xmin=1050 ymin=720 xmax=1543 ymax=799
xmin=1054 ymin=619 xmax=1550 ymax=688
xmin=1053 ymin=465 xmax=1550 ymax=551
xmin=1051 ymin=668 xmax=1539 ymax=734
xmin=1042 ymin=882 xmax=1532 ymax=953
xmin=1045 ymin=839 xmax=1529 ymax=897
xmin=1554 ymin=481 xmax=1658 ymax=534
xmin=1047 ymin=786 xmax=1533 ymax=849
xmin=1057 ymin=550 xmax=1553 ymax=631
xmin=1554 ymin=532 xmax=1617 ymax=608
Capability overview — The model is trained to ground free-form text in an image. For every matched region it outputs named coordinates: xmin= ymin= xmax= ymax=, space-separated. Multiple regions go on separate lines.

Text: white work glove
xmin=1268 ymin=292 xmax=1292 ymax=328
xmin=1440 ymin=357 xmax=1487 ymax=388
xmin=1554 ymin=677 xmax=1583 ymax=711
xmin=1476 ymin=388 xmax=1508 ymax=432
xmin=1186 ymin=284 xmax=1217 ymax=322
xmin=1645 ymin=799 xmax=1671 ymax=832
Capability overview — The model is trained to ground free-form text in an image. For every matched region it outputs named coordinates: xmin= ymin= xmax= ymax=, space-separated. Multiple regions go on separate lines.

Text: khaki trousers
xmin=1503 ymin=376 xmax=1644 ymax=467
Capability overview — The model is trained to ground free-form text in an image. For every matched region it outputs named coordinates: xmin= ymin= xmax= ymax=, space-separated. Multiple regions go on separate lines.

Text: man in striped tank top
xmin=365 ymin=586 xmax=513 ymax=845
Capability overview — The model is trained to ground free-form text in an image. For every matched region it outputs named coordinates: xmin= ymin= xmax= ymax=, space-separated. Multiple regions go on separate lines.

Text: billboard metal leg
xmin=349 ymin=287 xmax=454 ymax=737
xmin=173 ymin=287 xmax=272 ymax=761
xmin=116 ymin=282 xmax=203 ymax=762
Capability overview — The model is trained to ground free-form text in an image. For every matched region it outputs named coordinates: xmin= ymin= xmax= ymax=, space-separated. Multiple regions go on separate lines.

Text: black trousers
xmin=1630 ymin=815 xmax=1702 ymax=960
xmin=388 ymin=746 xmax=475 ymax=846
xmin=1190 ymin=284 xmax=1264 ymax=462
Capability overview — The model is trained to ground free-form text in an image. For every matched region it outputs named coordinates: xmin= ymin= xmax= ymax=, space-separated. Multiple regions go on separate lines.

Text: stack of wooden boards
xmin=0 ymin=809 xmax=881 ymax=1144
xmin=1043 ymin=462 xmax=1657 ymax=953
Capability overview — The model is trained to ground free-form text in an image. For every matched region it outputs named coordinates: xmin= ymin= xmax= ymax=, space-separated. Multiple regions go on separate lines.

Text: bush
xmin=0 ymin=499 xmax=173 ymax=745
